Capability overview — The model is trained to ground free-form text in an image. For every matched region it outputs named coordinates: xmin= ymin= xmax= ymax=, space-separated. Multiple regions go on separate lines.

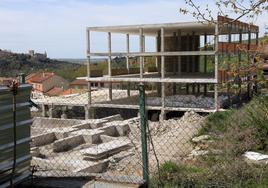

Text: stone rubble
xmin=107 ymin=111 xmax=206 ymax=175
xmin=147 ymin=95 xmax=229 ymax=109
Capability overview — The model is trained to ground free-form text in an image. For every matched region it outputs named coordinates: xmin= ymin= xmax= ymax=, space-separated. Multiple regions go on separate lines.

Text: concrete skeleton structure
xmin=33 ymin=16 xmax=259 ymax=120
xmin=80 ymin=16 xmax=259 ymax=120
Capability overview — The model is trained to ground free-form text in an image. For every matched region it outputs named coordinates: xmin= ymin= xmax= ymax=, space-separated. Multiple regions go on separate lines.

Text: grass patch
xmin=150 ymin=96 xmax=268 ymax=187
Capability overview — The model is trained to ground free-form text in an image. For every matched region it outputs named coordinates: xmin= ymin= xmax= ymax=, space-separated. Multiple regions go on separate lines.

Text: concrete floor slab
xmin=81 ymin=138 xmax=131 ymax=160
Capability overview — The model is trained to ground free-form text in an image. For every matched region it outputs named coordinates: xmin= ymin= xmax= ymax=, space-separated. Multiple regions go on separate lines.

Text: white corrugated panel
xmin=0 ymin=84 xmax=32 ymax=188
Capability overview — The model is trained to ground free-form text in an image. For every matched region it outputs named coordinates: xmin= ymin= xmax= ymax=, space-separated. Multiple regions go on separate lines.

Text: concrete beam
xmin=87 ymin=51 xmax=215 ymax=57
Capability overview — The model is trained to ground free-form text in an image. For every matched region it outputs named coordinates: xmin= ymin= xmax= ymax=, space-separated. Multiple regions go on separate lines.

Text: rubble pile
xmin=147 ymin=95 xmax=229 ymax=108
xmin=108 ymin=111 xmax=206 ymax=176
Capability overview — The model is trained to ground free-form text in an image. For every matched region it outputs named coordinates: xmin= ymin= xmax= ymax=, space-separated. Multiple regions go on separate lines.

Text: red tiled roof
xmin=61 ymin=88 xmax=87 ymax=95
xmin=26 ymin=72 xmax=54 ymax=83
xmin=45 ymin=87 xmax=64 ymax=96
xmin=70 ymin=79 xmax=87 ymax=86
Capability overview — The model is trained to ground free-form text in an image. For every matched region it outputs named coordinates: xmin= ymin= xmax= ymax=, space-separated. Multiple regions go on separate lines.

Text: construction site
xmin=1 ymin=16 xmax=264 ymax=188
xmin=80 ymin=15 xmax=259 ymax=120
xmin=32 ymin=16 xmax=259 ymax=121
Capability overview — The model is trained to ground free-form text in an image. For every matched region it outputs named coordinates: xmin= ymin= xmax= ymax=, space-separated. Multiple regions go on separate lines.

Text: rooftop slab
xmin=88 ymin=21 xmax=215 ymax=36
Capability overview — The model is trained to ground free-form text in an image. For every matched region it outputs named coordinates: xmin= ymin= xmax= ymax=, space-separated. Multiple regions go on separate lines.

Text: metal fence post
xmin=139 ymin=83 xmax=149 ymax=186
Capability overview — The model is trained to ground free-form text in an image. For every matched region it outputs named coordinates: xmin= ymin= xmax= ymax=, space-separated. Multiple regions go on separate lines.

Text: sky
xmin=0 ymin=0 xmax=267 ymax=59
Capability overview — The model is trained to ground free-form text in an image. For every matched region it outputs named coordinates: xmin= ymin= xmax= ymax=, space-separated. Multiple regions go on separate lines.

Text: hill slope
xmin=0 ymin=50 xmax=82 ymax=81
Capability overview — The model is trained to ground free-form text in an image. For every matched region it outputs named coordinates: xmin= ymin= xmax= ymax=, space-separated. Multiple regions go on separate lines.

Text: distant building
xmin=26 ymin=72 xmax=69 ymax=95
xmin=70 ymin=79 xmax=106 ymax=89
xmin=28 ymin=50 xmax=47 ymax=61
xmin=70 ymin=78 xmax=122 ymax=89
xmin=0 ymin=77 xmax=14 ymax=86
xmin=70 ymin=79 xmax=88 ymax=90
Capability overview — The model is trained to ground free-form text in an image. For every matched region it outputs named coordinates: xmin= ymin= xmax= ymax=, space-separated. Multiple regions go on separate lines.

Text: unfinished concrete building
xmin=83 ymin=16 xmax=259 ymax=119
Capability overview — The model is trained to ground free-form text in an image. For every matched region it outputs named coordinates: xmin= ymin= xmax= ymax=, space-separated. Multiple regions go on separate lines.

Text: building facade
xmin=26 ymin=72 xmax=69 ymax=94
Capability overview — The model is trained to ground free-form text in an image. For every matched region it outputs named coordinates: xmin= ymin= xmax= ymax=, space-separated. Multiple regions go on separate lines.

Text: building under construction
xmin=81 ymin=16 xmax=259 ymax=120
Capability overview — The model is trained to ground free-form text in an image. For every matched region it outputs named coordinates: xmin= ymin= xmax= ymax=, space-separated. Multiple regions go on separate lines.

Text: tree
xmin=180 ymin=0 xmax=268 ymax=100
xmin=180 ymin=0 xmax=268 ymax=24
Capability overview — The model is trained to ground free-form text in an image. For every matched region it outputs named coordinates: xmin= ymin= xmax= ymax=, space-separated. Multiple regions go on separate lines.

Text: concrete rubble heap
xmin=30 ymin=114 xmax=140 ymax=175
xmin=30 ymin=111 xmax=205 ymax=178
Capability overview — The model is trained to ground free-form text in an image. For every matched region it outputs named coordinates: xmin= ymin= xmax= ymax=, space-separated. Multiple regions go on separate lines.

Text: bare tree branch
xmin=180 ymin=0 xmax=268 ymax=24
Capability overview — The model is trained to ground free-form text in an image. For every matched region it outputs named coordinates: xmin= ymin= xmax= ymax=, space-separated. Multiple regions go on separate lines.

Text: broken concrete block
xmin=72 ymin=123 xmax=91 ymax=130
xmin=100 ymin=135 xmax=117 ymax=143
xmin=73 ymin=160 xmax=109 ymax=173
xmin=70 ymin=129 xmax=105 ymax=144
xmin=81 ymin=138 xmax=131 ymax=160
xmin=88 ymin=119 xmax=108 ymax=129
xmin=99 ymin=125 xmax=117 ymax=136
xmin=101 ymin=114 xmax=123 ymax=122
xmin=103 ymin=121 xmax=129 ymax=136
xmin=49 ymin=127 xmax=76 ymax=140
xmin=116 ymin=123 xmax=130 ymax=136
xmin=53 ymin=135 xmax=84 ymax=152
xmin=30 ymin=147 xmax=40 ymax=157
xmin=31 ymin=132 xmax=56 ymax=147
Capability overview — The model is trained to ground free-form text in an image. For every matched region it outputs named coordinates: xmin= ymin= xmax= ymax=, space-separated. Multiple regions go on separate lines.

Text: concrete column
xmin=186 ymin=33 xmax=190 ymax=73
xmin=227 ymin=29 xmax=232 ymax=103
xmin=172 ymin=32 xmax=177 ymax=95
xmin=192 ymin=31 xmax=196 ymax=94
xmin=139 ymin=28 xmax=144 ymax=79
xmin=87 ymin=30 xmax=92 ymax=105
xmin=248 ymin=30 xmax=251 ymax=62
xmin=108 ymin=32 xmax=112 ymax=100
xmin=48 ymin=105 xmax=53 ymax=118
xmin=214 ymin=22 xmax=219 ymax=111
xmin=256 ymin=32 xmax=259 ymax=45
xmin=41 ymin=104 xmax=46 ymax=117
xmin=204 ymin=33 xmax=208 ymax=95
xmin=238 ymin=29 xmax=242 ymax=62
xmin=143 ymin=35 xmax=145 ymax=69
xmin=177 ymin=30 xmax=182 ymax=75
xmin=126 ymin=34 xmax=130 ymax=71
xmin=155 ymin=36 xmax=158 ymax=68
xmin=126 ymin=34 xmax=130 ymax=97
xmin=84 ymin=105 xmax=90 ymax=120
xmin=156 ymin=31 xmax=161 ymax=97
xmin=186 ymin=33 xmax=190 ymax=94
xmin=61 ymin=106 xmax=67 ymax=119
xmin=160 ymin=27 xmax=166 ymax=121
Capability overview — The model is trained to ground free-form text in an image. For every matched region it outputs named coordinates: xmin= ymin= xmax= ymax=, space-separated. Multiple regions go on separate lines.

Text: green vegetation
xmin=151 ymin=96 xmax=268 ymax=187
xmin=0 ymin=51 xmax=82 ymax=81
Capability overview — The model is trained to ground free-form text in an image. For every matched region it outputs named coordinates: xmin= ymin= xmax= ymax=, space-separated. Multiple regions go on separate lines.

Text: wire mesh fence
xmin=148 ymin=95 xmax=268 ymax=188
xmin=27 ymin=80 xmax=268 ymax=187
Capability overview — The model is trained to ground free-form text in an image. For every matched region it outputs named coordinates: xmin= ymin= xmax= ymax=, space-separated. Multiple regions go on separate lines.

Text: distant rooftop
xmin=26 ymin=72 xmax=55 ymax=83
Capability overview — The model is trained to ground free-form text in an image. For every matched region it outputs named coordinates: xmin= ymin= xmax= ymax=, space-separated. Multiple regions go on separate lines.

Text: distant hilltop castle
xmin=28 ymin=50 xmax=47 ymax=61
